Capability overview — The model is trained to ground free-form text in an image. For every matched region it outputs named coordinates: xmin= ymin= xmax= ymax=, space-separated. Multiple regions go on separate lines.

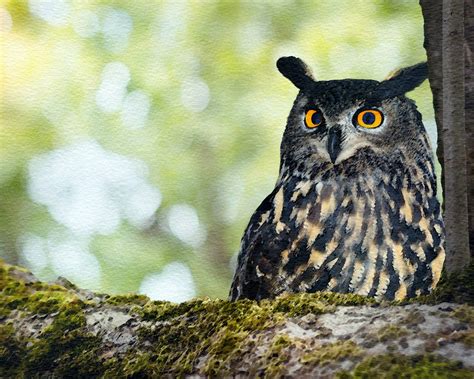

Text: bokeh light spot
xmin=95 ymin=62 xmax=130 ymax=113
xmin=139 ymin=262 xmax=196 ymax=302
xmin=102 ymin=7 xmax=133 ymax=53
xmin=167 ymin=204 xmax=206 ymax=248
xmin=180 ymin=77 xmax=210 ymax=112
xmin=48 ymin=238 xmax=101 ymax=290
xmin=28 ymin=140 xmax=161 ymax=236
xmin=29 ymin=0 xmax=70 ymax=26
xmin=19 ymin=234 xmax=48 ymax=273
xmin=0 ymin=8 xmax=13 ymax=33
xmin=121 ymin=90 xmax=151 ymax=130
xmin=72 ymin=10 xmax=100 ymax=38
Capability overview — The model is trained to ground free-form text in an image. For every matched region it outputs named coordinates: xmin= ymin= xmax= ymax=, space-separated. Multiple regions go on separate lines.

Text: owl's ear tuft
xmin=276 ymin=56 xmax=315 ymax=91
xmin=370 ymin=62 xmax=428 ymax=100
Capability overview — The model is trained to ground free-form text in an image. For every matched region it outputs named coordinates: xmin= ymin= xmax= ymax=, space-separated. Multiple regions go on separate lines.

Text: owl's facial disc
xmin=325 ymin=107 xmax=387 ymax=165
xmin=303 ymin=105 xmax=386 ymax=164
xmin=329 ymin=128 xmax=378 ymax=165
xmin=279 ymin=58 xmax=428 ymax=171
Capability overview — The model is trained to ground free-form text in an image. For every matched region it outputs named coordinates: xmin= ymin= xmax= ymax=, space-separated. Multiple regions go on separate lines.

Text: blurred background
xmin=0 ymin=0 xmax=436 ymax=302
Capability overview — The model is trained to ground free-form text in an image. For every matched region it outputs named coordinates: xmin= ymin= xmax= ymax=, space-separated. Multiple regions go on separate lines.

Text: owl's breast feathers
xmin=230 ymin=158 xmax=445 ymax=301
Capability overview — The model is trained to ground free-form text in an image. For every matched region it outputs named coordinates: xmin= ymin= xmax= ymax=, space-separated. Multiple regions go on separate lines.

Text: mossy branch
xmin=1 ymin=260 xmax=474 ymax=378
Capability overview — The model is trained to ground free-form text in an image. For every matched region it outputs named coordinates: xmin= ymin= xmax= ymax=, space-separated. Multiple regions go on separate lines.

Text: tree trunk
xmin=420 ymin=0 xmax=472 ymax=272
xmin=465 ymin=0 xmax=474 ymax=256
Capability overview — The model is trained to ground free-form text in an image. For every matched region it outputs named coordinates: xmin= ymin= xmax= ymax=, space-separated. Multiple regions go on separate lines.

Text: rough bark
xmin=443 ymin=0 xmax=470 ymax=270
xmin=1 ymin=261 xmax=474 ymax=377
xmin=465 ymin=0 xmax=474 ymax=255
xmin=420 ymin=0 xmax=472 ymax=272
xmin=420 ymin=0 xmax=444 ymax=188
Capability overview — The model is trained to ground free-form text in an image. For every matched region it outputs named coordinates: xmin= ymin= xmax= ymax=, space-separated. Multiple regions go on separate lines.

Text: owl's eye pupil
xmin=362 ymin=112 xmax=375 ymax=125
xmin=312 ymin=112 xmax=322 ymax=125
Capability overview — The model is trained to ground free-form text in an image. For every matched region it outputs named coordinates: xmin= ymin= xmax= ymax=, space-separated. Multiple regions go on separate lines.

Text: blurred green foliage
xmin=0 ymin=0 xmax=434 ymax=300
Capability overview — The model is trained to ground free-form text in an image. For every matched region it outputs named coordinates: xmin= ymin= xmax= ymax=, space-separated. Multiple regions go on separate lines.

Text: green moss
xmin=140 ymin=297 xmax=213 ymax=321
xmin=104 ymin=352 xmax=159 ymax=378
xmin=377 ymin=324 xmax=409 ymax=342
xmin=445 ymin=306 xmax=474 ymax=347
xmin=0 ymin=261 xmax=86 ymax=316
xmin=121 ymin=292 xmax=374 ymax=376
xmin=134 ymin=298 xmax=282 ymax=376
xmin=338 ymin=354 xmax=473 ymax=378
xmin=450 ymin=330 xmax=474 ymax=348
xmin=259 ymin=334 xmax=295 ymax=378
xmin=105 ymin=293 xmax=149 ymax=307
xmin=359 ymin=324 xmax=411 ymax=351
xmin=104 ymin=292 xmax=371 ymax=377
xmin=0 ymin=323 xmax=25 ymax=377
xmin=23 ymin=308 xmax=104 ymax=378
xmin=452 ymin=305 xmax=474 ymax=325
xmin=270 ymin=291 xmax=375 ymax=317
xmin=0 ymin=261 xmax=99 ymax=377
xmin=0 ymin=303 xmax=102 ymax=378
xmin=2 ymin=259 xmax=472 ymax=377
xmin=7 ymin=264 xmax=30 ymax=274
xmin=301 ymin=341 xmax=363 ymax=365
xmin=419 ymin=263 xmax=474 ymax=305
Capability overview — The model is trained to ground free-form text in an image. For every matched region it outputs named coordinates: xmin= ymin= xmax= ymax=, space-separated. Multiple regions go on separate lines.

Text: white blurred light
xmin=124 ymin=184 xmax=161 ymax=228
xmin=102 ymin=7 xmax=133 ymax=53
xmin=72 ymin=10 xmax=100 ymax=38
xmin=19 ymin=234 xmax=48 ymax=273
xmin=48 ymin=238 xmax=101 ymax=289
xmin=121 ymin=90 xmax=151 ymax=129
xmin=167 ymin=204 xmax=206 ymax=248
xmin=0 ymin=8 xmax=13 ymax=33
xmin=155 ymin=1 xmax=187 ymax=49
xmin=29 ymin=0 xmax=70 ymax=26
xmin=28 ymin=140 xmax=161 ymax=236
xmin=180 ymin=77 xmax=210 ymax=112
xmin=95 ymin=62 xmax=130 ymax=113
xmin=238 ymin=21 xmax=269 ymax=57
xmin=139 ymin=262 xmax=196 ymax=302
xmin=19 ymin=233 xmax=102 ymax=290
xmin=217 ymin=169 xmax=245 ymax=224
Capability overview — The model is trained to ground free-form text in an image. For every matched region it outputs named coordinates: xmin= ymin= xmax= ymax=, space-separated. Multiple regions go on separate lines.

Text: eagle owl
xmin=229 ymin=57 xmax=445 ymax=301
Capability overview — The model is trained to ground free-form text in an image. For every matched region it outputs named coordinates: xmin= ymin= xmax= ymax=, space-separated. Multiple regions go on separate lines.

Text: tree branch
xmin=1 ymin=261 xmax=474 ymax=377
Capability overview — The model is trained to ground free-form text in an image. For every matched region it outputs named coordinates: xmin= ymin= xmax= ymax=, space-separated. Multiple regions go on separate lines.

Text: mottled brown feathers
xmin=229 ymin=58 xmax=444 ymax=301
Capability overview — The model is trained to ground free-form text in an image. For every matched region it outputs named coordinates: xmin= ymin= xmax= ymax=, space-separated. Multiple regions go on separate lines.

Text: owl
xmin=229 ymin=57 xmax=445 ymax=302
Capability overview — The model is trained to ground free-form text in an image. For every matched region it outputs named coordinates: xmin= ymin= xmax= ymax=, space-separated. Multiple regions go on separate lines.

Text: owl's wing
xmin=229 ymin=185 xmax=290 ymax=300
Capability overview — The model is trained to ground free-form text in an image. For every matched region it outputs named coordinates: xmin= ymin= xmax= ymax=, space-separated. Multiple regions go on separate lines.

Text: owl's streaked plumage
xmin=229 ymin=57 xmax=445 ymax=301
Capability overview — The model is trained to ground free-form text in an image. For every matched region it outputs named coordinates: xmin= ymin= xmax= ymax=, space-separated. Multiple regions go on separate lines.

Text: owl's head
xmin=276 ymin=56 xmax=429 ymax=171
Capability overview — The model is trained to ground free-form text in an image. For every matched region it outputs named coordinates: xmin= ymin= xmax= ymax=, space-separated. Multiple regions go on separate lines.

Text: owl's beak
xmin=327 ymin=128 xmax=342 ymax=164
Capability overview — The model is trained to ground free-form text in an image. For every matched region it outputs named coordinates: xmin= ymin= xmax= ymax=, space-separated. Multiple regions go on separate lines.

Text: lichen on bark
xmin=1 ymin=260 xmax=474 ymax=378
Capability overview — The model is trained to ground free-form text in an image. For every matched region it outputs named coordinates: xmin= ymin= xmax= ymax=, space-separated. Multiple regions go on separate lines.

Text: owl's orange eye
xmin=305 ymin=109 xmax=324 ymax=128
xmin=355 ymin=109 xmax=384 ymax=129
